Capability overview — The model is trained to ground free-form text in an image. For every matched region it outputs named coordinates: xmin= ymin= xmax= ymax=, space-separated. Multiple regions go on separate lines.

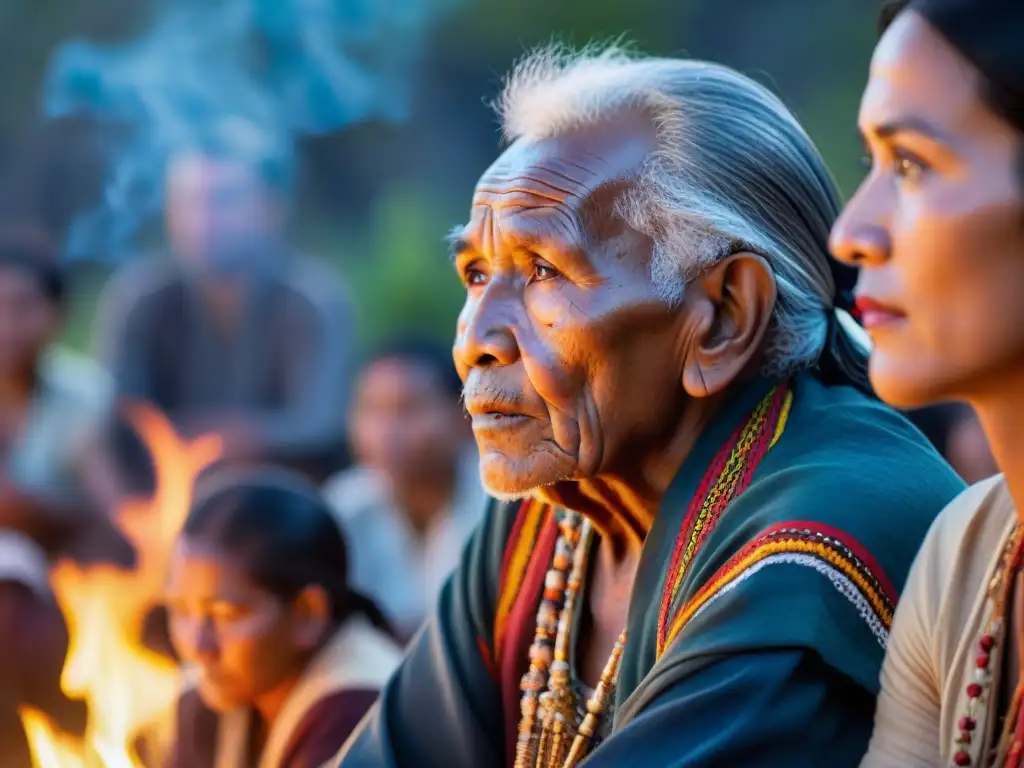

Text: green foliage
xmin=342 ymin=183 xmax=465 ymax=351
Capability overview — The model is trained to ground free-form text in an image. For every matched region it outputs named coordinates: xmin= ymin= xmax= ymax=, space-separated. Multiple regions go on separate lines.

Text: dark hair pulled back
xmin=183 ymin=466 xmax=395 ymax=639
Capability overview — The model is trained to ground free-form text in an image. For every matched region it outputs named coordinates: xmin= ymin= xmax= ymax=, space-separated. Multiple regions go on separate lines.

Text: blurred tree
xmin=344 ymin=183 xmax=464 ymax=349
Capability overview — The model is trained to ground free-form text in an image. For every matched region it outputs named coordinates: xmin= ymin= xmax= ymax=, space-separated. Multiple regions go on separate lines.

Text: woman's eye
xmin=893 ymin=150 xmax=929 ymax=183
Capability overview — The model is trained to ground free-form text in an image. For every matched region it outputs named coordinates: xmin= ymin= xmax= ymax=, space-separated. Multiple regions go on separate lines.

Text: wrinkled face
xmin=165 ymin=538 xmax=305 ymax=713
xmin=0 ymin=265 xmax=59 ymax=376
xmin=450 ymin=113 xmax=689 ymax=498
xmin=350 ymin=357 xmax=467 ymax=488
xmin=165 ymin=154 xmax=280 ymax=275
xmin=830 ymin=12 xmax=1024 ymax=408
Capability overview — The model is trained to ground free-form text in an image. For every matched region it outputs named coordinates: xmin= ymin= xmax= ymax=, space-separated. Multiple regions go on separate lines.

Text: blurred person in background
xmin=93 ymin=118 xmax=356 ymax=484
xmin=828 ymin=0 xmax=1024 ymax=763
xmin=0 ymin=224 xmax=132 ymax=766
xmin=324 ymin=338 xmax=483 ymax=641
xmin=0 ymin=225 xmax=128 ymax=560
xmin=167 ymin=467 xmax=403 ymax=768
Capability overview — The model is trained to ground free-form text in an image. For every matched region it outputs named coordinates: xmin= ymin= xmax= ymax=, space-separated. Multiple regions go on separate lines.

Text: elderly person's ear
xmin=681 ymin=252 xmax=777 ymax=398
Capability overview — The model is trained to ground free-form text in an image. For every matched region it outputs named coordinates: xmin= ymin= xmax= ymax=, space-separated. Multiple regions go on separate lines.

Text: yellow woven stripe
xmin=663 ymin=537 xmax=892 ymax=652
xmin=769 ymin=389 xmax=793 ymax=449
xmin=493 ymin=500 xmax=547 ymax=655
xmin=667 ymin=394 xmax=775 ymax=605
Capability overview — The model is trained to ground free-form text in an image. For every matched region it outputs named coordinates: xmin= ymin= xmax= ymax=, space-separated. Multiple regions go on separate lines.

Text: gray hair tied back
xmin=495 ymin=42 xmax=875 ymax=396
xmin=821 ymin=307 xmax=873 ymax=396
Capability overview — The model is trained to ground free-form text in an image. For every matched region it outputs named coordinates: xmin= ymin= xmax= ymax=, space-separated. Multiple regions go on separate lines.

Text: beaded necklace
xmin=951 ymin=524 xmax=1024 ymax=767
xmin=514 ymin=512 xmax=628 ymax=768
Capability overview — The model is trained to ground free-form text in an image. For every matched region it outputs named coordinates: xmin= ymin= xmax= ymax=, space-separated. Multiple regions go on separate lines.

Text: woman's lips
xmin=854 ymin=296 xmax=906 ymax=330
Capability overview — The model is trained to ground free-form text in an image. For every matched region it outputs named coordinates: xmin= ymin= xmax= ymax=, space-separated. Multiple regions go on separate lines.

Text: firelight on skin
xmin=334 ymin=43 xmax=963 ymax=768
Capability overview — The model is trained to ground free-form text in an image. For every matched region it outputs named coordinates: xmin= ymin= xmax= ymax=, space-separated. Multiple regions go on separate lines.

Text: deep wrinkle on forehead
xmin=454 ymin=114 xmax=656 ymax=267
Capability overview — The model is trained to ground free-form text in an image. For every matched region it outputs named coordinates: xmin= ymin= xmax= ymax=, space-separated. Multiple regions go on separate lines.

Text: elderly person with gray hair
xmin=334 ymin=45 xmax=963 ymax=768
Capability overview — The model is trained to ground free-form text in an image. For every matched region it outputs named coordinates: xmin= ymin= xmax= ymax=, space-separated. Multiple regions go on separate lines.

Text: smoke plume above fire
xmin=45 ymin=0 xmax=456 ymax=258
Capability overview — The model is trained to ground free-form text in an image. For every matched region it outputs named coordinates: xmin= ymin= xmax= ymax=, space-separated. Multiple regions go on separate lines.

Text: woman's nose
xmin=830 ymin=182 xmax=893 ymax=268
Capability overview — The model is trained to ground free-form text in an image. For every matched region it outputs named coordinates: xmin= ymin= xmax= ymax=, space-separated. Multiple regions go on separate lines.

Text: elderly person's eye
xmin=463 ymin=266 xmax=488 ymax=286
xmin=530 ymin=260 xmax=559 ymax=283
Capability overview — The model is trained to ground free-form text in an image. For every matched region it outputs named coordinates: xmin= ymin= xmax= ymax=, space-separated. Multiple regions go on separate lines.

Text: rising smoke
xmin=45 ymin=0 xmax=457 ymax=259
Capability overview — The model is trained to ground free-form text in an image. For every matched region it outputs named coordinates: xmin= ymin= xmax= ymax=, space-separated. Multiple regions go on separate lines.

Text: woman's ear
xmin=291 ymin=584 xmax=331 ymax=649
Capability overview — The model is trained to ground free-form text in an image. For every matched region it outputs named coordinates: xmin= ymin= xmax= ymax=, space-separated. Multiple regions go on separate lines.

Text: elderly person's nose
xmin=454 ymin=299 xmax=520 ymax=372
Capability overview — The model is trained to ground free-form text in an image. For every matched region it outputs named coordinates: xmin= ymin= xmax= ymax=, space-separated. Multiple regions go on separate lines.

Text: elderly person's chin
xmin=477 ymin=443 xmax=579 ymax=501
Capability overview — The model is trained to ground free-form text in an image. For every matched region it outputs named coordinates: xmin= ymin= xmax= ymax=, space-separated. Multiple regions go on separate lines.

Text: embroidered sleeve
xmin=665 ymin=522 xmax=897 ymax=654
xmin=655 ymin=384 xmax=793 ymax=659
xmin=650 ymin=519 xmax=901 ymax=704
xmin=599 ymin=650 xmax=875 ymax=768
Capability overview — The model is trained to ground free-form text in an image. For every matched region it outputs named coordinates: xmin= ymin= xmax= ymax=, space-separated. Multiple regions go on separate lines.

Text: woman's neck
xmin=251 ymin=671 xmax=302 ymax=733
xmin=971 ymin=380 xmax=1024 ymax=522
xmin=250 ymin=641 xmax=325 ymax=733
xmin=534 ymin=393 xmax=725 ymax=565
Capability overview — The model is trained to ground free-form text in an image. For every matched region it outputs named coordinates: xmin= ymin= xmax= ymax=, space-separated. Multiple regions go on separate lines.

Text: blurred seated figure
xmin=0 ymin=226 xmax=131 ymax=568
xmin=93 ymin=120 xmax=356 ymax=484
xmin=0 ymin=225 xmax=116 ymax=765
xmin=166 ymin=467 xmax=402 ymax=768
xmin=324 ymin=339 xmax=483 ymax=641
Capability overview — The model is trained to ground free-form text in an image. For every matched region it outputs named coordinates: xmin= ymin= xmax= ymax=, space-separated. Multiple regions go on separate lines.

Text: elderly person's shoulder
xmin=736 ymin=374 xmax=966 ymax=571
xmin=663 ymin=373 xmax=966 ymax=693
xmin=756 ymin=373 xmax=966 ymax=531
xmin=737 ymin=372 xmax=966 ymax=592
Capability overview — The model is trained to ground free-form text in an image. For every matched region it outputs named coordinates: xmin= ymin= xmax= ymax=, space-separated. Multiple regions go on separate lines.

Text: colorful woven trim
xmin=492 ymin=499 xmax=550 ymax=665
xmin=655 ymin=384 xmax=792 ymax=658
xmin=662 ymin=521 xmax=899 ymax=653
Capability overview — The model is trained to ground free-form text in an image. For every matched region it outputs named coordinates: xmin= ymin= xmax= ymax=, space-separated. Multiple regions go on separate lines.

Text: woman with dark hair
xmin=829 ymin=0 xmax=1024 ymax=764
xmin=166 ymin=467 xmax=402 ymax=768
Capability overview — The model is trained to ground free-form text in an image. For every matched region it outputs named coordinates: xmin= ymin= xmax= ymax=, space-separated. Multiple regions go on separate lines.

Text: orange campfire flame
xmin=20 ymin=404 xmax=222 ymax=767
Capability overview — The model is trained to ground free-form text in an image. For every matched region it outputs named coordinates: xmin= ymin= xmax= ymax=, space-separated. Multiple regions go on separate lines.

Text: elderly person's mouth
xmin=464 ymin=395 xmax=537 ymax=431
